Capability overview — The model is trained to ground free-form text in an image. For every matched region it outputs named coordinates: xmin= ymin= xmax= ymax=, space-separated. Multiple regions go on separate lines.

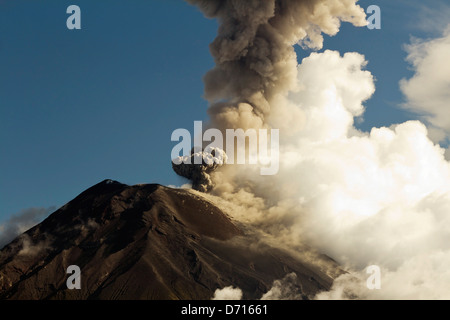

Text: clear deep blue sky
xmin=0 ymin=0 xmax=444 ymax=223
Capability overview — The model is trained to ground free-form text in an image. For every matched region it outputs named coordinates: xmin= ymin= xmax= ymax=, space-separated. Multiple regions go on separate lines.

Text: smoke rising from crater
xmin=186 ymin=0 xmax=450 ymax=299
xmin=172 ymin=147 xmax=227 ymax=192
xmin=187 ymin=0 xmax=367 ymax=131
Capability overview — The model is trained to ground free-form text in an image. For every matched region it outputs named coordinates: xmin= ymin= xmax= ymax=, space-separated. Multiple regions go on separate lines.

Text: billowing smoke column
xmin=175 ymin=0 xmax=367 ymax=192
xmin=184 ymin=0 xmax=450 ymax=300
xmin=172 ymin=147 xmax=227 ymax=192
xmin=186 ymin=0 xmax=367 ymax=131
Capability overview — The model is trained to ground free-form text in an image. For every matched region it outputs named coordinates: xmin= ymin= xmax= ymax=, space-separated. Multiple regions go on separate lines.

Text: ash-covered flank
xmin=0 ymin=179 xmax=338 ymax=299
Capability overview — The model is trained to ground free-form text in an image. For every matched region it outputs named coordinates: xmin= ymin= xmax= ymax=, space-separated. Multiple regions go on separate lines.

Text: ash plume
xmin=186 ymin=0 xmax=367 ymax=130
xmin=172 ymin=147 xmax=227 ymax=192
xmin=186 ymin=0 xmax=450 ymax=300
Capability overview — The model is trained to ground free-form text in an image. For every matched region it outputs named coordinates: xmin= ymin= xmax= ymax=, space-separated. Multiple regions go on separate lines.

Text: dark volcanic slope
xmin=0 ymin=180 xmax=334 ymax=299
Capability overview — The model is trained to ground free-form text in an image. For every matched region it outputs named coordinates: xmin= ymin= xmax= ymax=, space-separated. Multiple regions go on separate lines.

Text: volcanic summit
xmin=0 ymin=179 xmax=339 ymax=299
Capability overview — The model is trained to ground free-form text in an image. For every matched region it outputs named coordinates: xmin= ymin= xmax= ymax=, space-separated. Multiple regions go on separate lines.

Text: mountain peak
xmin=0 ymin=181 xmax=338 ymax=299
xmin=102 ymin=179 xmax=122 ymax=185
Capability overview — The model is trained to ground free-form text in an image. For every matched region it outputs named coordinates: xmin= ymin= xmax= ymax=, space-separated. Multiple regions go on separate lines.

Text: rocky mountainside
xmin=0 ymin=180 xmax=337 ymax=299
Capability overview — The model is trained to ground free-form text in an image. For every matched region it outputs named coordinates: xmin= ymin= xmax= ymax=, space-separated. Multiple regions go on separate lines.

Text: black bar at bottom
xmin=0 ymin=300 xmax=434 ymax=319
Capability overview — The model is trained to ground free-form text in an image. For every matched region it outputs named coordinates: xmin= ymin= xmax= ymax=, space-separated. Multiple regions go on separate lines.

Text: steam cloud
xmin=400 ymin=26 xmax=450 ymax=147
xmin=186 ymin=0 xmax=450 ymax=299
xmin=212 ymin=273 xmax=305 ymax=300
xmin=186 ymin=0 xmax=366 ymax=132
xmin=212 ymin=286 xmax=243 ymax=300
xmin=260 ymin=273 xmax=304 ymax=300
xmin=0 ymin=207 xmax=54 ymax=248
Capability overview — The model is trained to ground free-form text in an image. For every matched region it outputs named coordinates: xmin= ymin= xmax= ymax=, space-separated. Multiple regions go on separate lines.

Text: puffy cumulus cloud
xmin=400 ymin=25 xmax=450 ymax=144
xmin=280 ymin=50 xmax=375 ymax=141
xmin=207 ymin=49 xmax=450 ymax=299
xmin=0 ymin=207 xmax=54 ymax=248
xmin=318 ymin=251 xmax=450 ymax=300
xmin=188 ymin=0 xmax=450 ymax=299
xmin=212 ymin=286 xmax=243 ymax=300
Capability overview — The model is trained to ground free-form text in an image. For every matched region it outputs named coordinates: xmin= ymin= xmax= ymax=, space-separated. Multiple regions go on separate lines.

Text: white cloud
xmin=416 ymin=2 xmax=450 ymax=34
xmin=16 ymin=234 xmax=52 ymax=258
xmin=212 ymin=286 xmax=243 ymax=300
xmin=186 ymin=0 xmax=450 ymax=300
xmin=208 ymin=47 xmax=450 ymax=299
xmin=0 ymin=207 xmax=54 ymax=248
xmin=212 ymin=274 xmax=306 ymax=300
xmin=400 ymin=25 xmax=450 ymax=143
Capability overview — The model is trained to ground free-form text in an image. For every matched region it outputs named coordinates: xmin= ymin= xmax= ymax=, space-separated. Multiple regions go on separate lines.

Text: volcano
xmin=0 ymin=179 xmax=338 ymax=300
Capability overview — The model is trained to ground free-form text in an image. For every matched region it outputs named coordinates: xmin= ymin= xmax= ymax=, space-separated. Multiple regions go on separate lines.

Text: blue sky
xmin=0 ymin=0 xmax=445 ymax=223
